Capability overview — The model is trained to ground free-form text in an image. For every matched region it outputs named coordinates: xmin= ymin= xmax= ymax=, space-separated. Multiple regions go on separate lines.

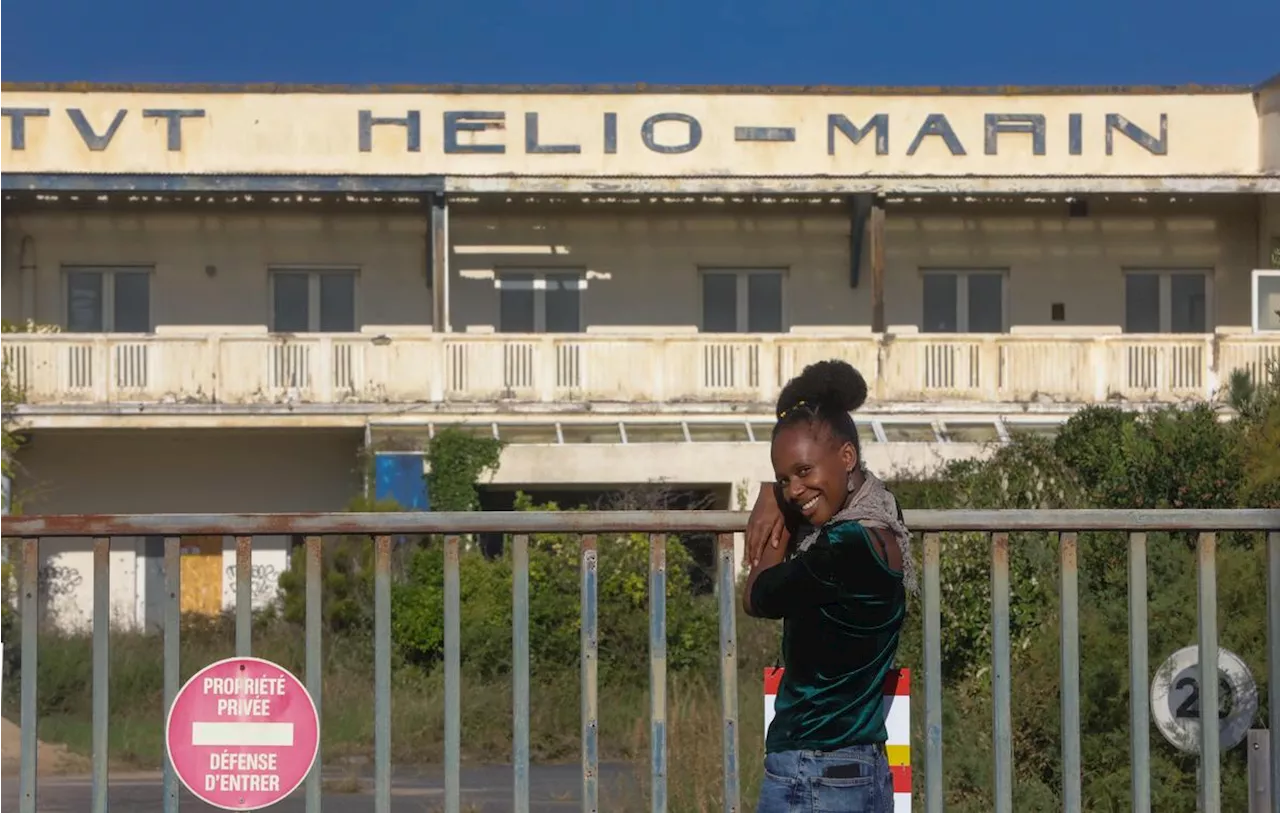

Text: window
xmin=921 ymin=270 xmax=1005 ymax=333
xmin=701 ymin=269 xmax=784 ymax=333
xmin=270 ymin=269 xmax=357 ymax=332
xmin=65 ymin=267 xmax=151 ymax=333
xmin=496 ymin=271 xmax=583 ymax=333
xmin=1255 ymin=270 xmax=1280 ymax=333
xmin=1124 ymin=270 xmax=1210 ymax=333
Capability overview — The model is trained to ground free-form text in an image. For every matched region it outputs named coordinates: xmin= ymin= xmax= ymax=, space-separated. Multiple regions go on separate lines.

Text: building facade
xmin=3 ymin=80 xmax=1279 ymax=629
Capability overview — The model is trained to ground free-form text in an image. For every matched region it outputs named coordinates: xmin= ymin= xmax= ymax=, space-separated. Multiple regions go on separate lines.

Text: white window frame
xmin=919 ymin=268 xmax=1009 ymax=333
xmin=697 ymin=267 xmax=788 ymax=333
xmin=1254 ymin=269 xmax=1280 ymax=333
xmin=62 ymin=265 xmax=154 ymax=333
xmin=494 ymin=269 xmax=587 ymax=333
xmin=268 ymin=266 xmax=360 ymax=333
xmin=1122 ymin=268 xmax=1215 ymax=334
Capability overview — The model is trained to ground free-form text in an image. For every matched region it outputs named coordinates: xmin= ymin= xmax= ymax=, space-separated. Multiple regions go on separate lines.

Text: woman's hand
xmin=745 ymin=483 xmax=790 ymax=568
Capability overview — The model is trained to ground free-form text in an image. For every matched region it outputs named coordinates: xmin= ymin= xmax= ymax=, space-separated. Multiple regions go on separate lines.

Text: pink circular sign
xmin=165 ymin=656 xmax=320 ymax=811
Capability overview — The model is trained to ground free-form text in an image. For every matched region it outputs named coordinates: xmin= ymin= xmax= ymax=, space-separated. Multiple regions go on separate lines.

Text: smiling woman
xmin=741 ymin=359 xmax=914 ymax=813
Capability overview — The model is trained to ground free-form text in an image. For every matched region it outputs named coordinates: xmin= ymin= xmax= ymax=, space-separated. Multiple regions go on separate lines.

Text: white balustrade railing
xmin=2 ymin=331 xmax=1276 ymax=408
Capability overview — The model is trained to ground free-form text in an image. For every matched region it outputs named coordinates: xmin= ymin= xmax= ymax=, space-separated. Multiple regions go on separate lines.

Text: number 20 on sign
xmin=1150 ymin=645 xmax=1258 ymax=755
xmin=165 ymin=657 xmax=320 ymax=811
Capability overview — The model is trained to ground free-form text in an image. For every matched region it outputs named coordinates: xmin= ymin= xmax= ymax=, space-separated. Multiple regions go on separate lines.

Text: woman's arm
xmin=744 ymin=482 xmax=798 ymax=568
xmin=742 ymin=520 xmax=790 ymax=617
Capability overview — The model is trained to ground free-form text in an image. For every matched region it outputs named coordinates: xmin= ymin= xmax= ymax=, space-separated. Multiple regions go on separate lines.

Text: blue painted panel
xmin=374 ymin=452 xmax=429 ymax=511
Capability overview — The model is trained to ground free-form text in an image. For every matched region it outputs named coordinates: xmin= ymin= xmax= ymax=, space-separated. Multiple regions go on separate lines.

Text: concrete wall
xmin=3 ymin=197 xmax=1265 ymax=333
xmin=13 ymin=429 xmax=362 ymax=631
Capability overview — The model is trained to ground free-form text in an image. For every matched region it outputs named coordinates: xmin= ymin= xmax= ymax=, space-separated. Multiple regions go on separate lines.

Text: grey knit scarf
xmin=793 ymin=468 xmax=918 ymax=596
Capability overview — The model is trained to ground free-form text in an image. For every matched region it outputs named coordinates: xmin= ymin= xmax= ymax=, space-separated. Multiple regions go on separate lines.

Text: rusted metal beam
xmin=5 ymin=509 xmax=1277 ymax=537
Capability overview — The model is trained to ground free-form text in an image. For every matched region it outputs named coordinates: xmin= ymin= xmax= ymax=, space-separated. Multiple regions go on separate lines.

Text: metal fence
xmin=4 ymin=508 xmax=1280 ymax=813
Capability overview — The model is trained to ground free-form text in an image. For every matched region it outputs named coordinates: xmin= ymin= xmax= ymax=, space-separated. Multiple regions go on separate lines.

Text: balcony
xmin=2 ymin=329 xmax=1278 ymax=410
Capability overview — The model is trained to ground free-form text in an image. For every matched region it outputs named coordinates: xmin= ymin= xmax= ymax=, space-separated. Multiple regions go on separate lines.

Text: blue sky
xmin=2 ymin=0 xmax=1277 ymax=87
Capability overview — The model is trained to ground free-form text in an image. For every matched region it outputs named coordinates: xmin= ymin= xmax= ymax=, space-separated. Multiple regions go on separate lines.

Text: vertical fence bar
xmin=444 ymin=535 xmax=462 ymax=813
xmin=1197 ymin=532 xmax=1220 ymax=813
xmin=163 ymin=536 xmax=181 ymax=813
xmin=1268 ymin=531 xmax=1280 ymax=809
xmin=991 ymin=532 xmax=1013 ymax=813
xmin=513 ymin=534 xmax=531 ymax=813
xmin=91 ymin=537 xmax=110 ymax=813
xmin=650 ymin=533 xmax=668 ymax=813
xmin=1129 ymin=532 xmax=1150 ymax=813
xmin=716 ymin=533 xmax=740 ymax=813
xmin=305 ymin=535 xmax=323 ymax=813
xmin=1059 ymin=532 xmax=1081 ymax=813
xmin=581 ymin=535 xmax=599 ymax=813
xmin=235 ymin=535 xmax=252 ymax=657
xmin=374 ymin=535 xmax=392 ymax=813
xmin=923 ymin=532 xmax=943 ymax=813
xmin=19 ymin=537 xmax=38 ymax=813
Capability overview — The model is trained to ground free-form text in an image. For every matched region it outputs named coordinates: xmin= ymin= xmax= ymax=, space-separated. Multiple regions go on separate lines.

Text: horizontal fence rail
xmin=3 ymin=509 xmax=1279 ymax=813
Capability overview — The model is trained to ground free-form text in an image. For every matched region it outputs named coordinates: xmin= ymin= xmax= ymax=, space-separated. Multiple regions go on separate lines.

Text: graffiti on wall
xmin=224 ymin=563 xmax=280 ymax=604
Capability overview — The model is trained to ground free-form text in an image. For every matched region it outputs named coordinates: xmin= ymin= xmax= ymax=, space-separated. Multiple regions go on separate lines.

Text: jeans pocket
xmin=813 ymin=776 xmax=877 ymax=812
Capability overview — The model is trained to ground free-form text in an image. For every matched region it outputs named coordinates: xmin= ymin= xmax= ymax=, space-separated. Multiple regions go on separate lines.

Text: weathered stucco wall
xmin=0 ymin=90 xmax=1263 ymax=178
xmin=5 ymin=198 xmax=1263 ymax=332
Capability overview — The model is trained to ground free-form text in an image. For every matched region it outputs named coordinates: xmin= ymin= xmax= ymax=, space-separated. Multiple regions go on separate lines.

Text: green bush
xmin=389 ymin=492 xmax=719 ymax=681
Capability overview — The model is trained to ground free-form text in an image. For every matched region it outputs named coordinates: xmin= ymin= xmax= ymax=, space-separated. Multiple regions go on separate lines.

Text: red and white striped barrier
xmin=764 ymin=667 xmax=911 ymax=812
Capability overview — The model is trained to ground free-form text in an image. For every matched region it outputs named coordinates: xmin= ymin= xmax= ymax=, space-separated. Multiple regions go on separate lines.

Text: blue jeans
xmin=756 ymin=743 xmax=894 ymax=813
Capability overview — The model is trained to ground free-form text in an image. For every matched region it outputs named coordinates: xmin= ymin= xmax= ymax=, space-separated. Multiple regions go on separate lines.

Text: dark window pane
xmin=273 ymin=273 xmax=310 ymax=332
xmin=66 ymin=271 xmax=104 ymax=332
xmin=545 ymin=273 xmax=582 ymax=333
xmin=1170 ymin=273 xmax=1207 ymax=333
xmin=319 ymin=273 xmax=356 ymax=332
xmin=702 ymin=273 xmax=738 ymax=332
xmin=967 ymin=273 xmax=1004 ymax=333
xmin=499 ymin=274 xmax=536 ymax=332
xmin=1124 ymin=274 xmax=1161 ymax=333
xmin=922 ymin=274 xmax=958 ymax=332
xmin=746 ymin=273 xmax=783 ymax=333
xmin=113 ymin=272 xmax=150 ymax=333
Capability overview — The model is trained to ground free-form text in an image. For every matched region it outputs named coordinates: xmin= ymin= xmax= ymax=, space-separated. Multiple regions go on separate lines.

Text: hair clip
xmin=777 ymin=399 xmax=809 ymax=419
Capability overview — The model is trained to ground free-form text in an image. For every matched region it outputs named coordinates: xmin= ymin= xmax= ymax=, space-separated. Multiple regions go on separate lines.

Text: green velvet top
xmin=751 ymin=520 xmax=906 ymax=754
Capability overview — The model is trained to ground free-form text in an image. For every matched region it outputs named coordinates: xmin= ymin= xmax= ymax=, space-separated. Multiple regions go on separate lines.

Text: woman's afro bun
xmin=775 ymin=359 xmax=869 ymax=418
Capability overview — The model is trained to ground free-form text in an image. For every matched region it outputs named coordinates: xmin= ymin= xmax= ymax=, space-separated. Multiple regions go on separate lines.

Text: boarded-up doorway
xmin=180 ymin=536 xmax=223 ymax=616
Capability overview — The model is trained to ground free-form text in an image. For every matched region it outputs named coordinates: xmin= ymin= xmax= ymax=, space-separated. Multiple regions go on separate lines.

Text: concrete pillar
xmin=431 ymin=194 xmax=451 ymax=332
xmin=17 ymin=233 xmax=38 ymax=322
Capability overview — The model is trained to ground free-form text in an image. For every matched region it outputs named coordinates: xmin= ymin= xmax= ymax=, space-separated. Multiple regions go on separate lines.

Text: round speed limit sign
xmin=1150 ymin=646 xmax=1258 ymax=754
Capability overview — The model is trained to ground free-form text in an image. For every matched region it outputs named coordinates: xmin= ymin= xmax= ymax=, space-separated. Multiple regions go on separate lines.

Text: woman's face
xmin=771 ymin=422 xmax=856 ymax=527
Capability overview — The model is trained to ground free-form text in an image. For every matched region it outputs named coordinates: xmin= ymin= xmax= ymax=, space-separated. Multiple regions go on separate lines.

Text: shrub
xmin=390 ymin=492 xmax=719 ymax=681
